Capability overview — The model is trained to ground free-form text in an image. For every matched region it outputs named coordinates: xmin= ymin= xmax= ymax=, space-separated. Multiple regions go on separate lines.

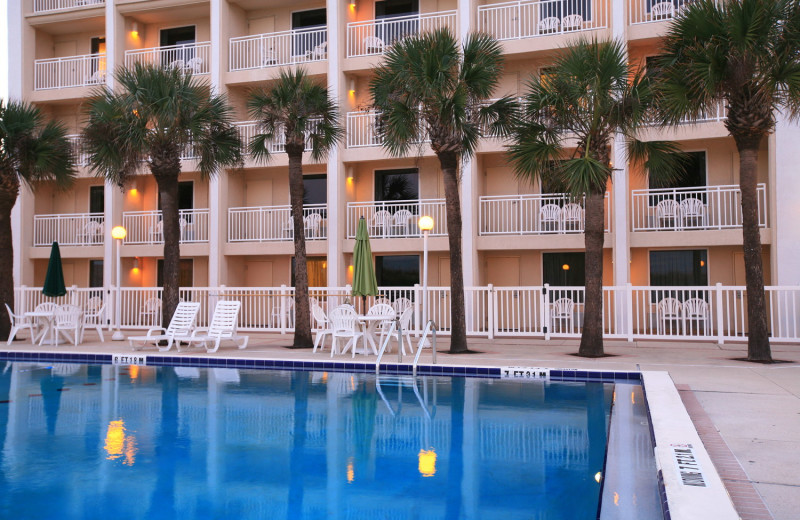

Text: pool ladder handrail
xmin=375 ymin=318 xmax=437 ymax=375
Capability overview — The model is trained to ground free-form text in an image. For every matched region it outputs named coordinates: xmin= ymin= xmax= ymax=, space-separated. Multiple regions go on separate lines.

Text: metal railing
xmin=479 ymin=193 xmax=611 ymax=235
xmin=229 ymin=28 xmax=327 ymax=71
xmin=34 ymin=53 xmax=106 ymax=90
xmin=33 ymin=213 xmax=104 ymax=246
xmin=234 ymin=120 xmax=319 ymax=154
xmin=124 ymin=42 xmax=211 ymax=75
xmin=478 ymin=0 xmax=609 ymax=41
xmin=346 ymin=199 xmax=447 ymax=238
xmin=121 ymin=209 xmax=209 ymax=245
xmin=631 ymin=184 xmax=767 ymax=232
xmin=346 ymin=110 xmax=427 ymax=148
xmin=33 ymin=0 xmax=103 ymax=13
xmin=228 ymin=204 xmax=328 ymax=242
xmin=66 ymin=134 xmax=89 ymax=166
xmin=11 ymin=283 xmax=800 ymax=343
xmin=629 ymin=0 xmax=716 ymax=25
xmin=347 ymin=11 xmax=457 ymax=58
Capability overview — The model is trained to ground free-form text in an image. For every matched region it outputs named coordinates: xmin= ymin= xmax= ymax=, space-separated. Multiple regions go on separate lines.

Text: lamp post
xmin=418 ymin=216 xmax=434 ymax=333
xmin=111 ymin=225 xmax=127 ymax=341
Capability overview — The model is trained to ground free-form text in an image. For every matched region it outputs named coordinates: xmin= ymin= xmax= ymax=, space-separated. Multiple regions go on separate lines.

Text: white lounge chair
xmin=175 ymin=300 xmax=249 ymax=353
xmin=128 ymin=301 xmax=201 ymax=352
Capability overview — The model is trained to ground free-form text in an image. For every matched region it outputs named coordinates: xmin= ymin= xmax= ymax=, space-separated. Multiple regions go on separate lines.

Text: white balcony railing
xmin=346 ymin=111 xmax=427 ymax=148
xmin=33 ymin=0 xmax=103 ymax=13
xmin=229 ymin=28 xmax=328 ymax=71
xmin=478 ymin=0 xmax=608 ymax=42
xmin=346 ymin=200 xmax=447 ymax=239
xmin=66 ymin=135 xmax=89 ymax=166
xmin=479 ymin=193 xmax=611 ymax=235
xmin=122 ymin=209 xmax=209 ymax=245
xmin=228 ymin=204 xmax=328 ymax=242
xmin=234 ymin=120 xmax=319 ymax=155
xmin=34 ymin=54 xmax=106 ymax=90
xmin=33 ymin=213 xmax=104 ymax=247
xmin=347 ymin=11 xmax=457 ymax=58
xmin=629 ymin=0 xmax=713 ymax=25
xmin=631 ymin=184 xmax=767 ymax=232
xmin=124 ymin=43 xmax=211 ymax=75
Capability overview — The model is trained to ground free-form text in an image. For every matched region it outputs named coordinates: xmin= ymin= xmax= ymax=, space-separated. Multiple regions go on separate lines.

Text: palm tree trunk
xmin=152 ymin=153 xmax=182 ymax=329
xmin=0 ymin=194 xmax=16 ymax=341
xmin=288 ymin=148 xmax=313 ymax=348
xmin=736 ymin=143 xmax=771 ymax=362
xmin=439 ymin=151 xmax=468 ymax=353
xmin=578 ymin=190 xmax=605 ymax=357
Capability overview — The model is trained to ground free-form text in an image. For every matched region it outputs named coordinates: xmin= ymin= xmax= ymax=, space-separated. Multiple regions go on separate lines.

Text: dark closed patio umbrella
xmin=352 ymin=217 xmax=378 ymax=312
xmin=42 ymin=241 xmax=66 ymax=298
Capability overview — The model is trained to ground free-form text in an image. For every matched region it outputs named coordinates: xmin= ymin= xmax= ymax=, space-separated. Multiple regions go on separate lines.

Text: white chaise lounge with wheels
xmin=128 ymin=301 xmax=201 ymax=352
xmin=174 ymin=300 xmax=249 ymax=353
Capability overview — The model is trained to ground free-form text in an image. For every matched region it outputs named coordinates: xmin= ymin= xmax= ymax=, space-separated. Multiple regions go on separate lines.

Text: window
xmin=542 ymin=252 xmax=585 ymax=287
xmin=375 ymin=0 xmax=418 ymax=18
xmin=376 ymin=255 xmax=419 ymax=286
xmin=157 ymin=259 xmax=193 ymax=288
xmin=89 ymin=260 xmax=103 ymax=288
xmin=89 ymin=185 xmax=104 ymax=214
xmin=291 ymin=9 xmax=326 ymax=56
xmin=158 ymin=181 xmax=194 ymax=211
xmin=90 ymin=37 xmax=106 ymax=76
xmin=159 ymin=26 xmax=196 ymax=66
xmin=291 ymin=257 xmax=328 ymax=288
xmin=160 ymin=26 xmax=195 ymax=47
xmin=649 ymin=151 xmax=706 ymax=206
xmin=375 ymin=0 xmax=419 ymax=46
xmin=649 ymin=250 xmax=707 ymax=287
xmin=303 ymin=174 xmax=327 ymax=206
xmin=375 ymin=168 xmax=419 ymax=202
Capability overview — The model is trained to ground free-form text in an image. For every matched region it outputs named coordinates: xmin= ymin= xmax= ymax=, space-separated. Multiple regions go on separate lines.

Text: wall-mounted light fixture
xmin=349 ymin=78 xmax=356 ymax=94
xmin=131 ymin=22 xmax=139 ymax=38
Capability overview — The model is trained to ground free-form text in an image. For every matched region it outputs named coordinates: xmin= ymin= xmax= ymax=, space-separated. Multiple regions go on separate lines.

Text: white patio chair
xmin=139 ymin=297 xmax=162 ymax=328
xmin=683 ymin=298 xmax=710 ymax=336
xmin=371 ymin=210 xmax=392 ymax=238
xmin=79 ymin=220 xmax=104 ymax=245
xmin=186 ymin=57 xmax=204 ymax=74
xmin=32 ymin=302 xmax=58 ymax=345
xmin=382 ymin=306 xmax=414 ymax=355
xmin=392 ymin=209 xmax=413 ymax=236
xmin=128 ymin=301 xmax=201 ymax=352
xmin=368 ymin=303 xmax=396 ymax=349
xmin=651 ymin=1 xmax=675 ymax=20
xmin=312 ymin=304 xmax=332 ymax=353
xmin=150 ymin=220 xmax=164 ymax=242
xmin=304 ymin=213 xmax=323 ymax=239
xmin=656 ymin=199 xmax=680 ymax=230
xmin=657 ymin=297 xmax=683 ymax=335
xmin=87 ymin=69 xmax=106 ymax=84
xmin=168 ymin=59 xmax=186 ymax=71
xmin=680 ymin=197 xmax=707 ymax=229
xmin=539 ymin=203 xmax=562 ymax=232
xmin=364 ymin=36 xmax=385 ymax=54
xmin=175 ymin=300 xmax=248 ymax=353
xmin=329 ymin=305 xmax=364 ymax=357
xmin=550 ymin=298 xmax=575 ymax=333
xmin=53 ymin=304 xmax=83 ymax=347
xmin=538 ymin=16 xmax=560 ymax=34
xmin=271 ymin=295 xmax=295 ymax=328
xmin=392 ymin=297 xmax=413 ymax=315
xmin=561 ymin=203 xmax=584 ymax=232
xmin=561 ymin=14 xmax=583 ymax=31
xmin=5 ymin=304 xmax=35 ymax=345
xmin=82 ymin=297 xmax=106 ymax=342
xmin=310 ymin=41 xmax=327 ymax=60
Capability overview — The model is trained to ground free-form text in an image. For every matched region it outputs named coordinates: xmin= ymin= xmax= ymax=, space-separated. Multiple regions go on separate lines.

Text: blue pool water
xmin=0 ymin=362 xmax=621 ymax=519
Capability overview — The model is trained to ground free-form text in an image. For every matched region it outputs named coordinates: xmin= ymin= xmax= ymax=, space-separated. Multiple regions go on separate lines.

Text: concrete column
xmin=611 ymin=134 xmax=630 ymax=285
xmin=326 ymin=0 xmax=344 ymax=287
xmin=458 ymin=0 xmax=478 ymax=294
xmin=8 ymin=0 xmax=25 ymax=287
xmin=769 ymin=117 xmax=800 ymax=285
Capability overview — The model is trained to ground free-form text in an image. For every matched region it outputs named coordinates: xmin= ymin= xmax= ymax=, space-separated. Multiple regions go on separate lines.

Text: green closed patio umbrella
xmin=43 ymin=241 xmax=66 ymax=297
xmin=352 ymin=217 xmax=378 ymax=312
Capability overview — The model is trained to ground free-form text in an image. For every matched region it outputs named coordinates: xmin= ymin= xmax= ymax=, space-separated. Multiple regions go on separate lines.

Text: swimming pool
xmin=0 ymin=362 xmax=660 ymax=519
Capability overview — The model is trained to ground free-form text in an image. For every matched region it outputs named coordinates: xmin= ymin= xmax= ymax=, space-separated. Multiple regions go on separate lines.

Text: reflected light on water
xmin=614 ymin=492 xmax=619 ymax=506
xmin=631 ymin=391 xmax=636 ymax=404
xmin=104 ymin=420 xmax=138 ymax=465
xmin=594 ymin=472 xmax=602 ymax=483
xmin=346 ymin=457 xmax=355 ymax=484
xmin=418 ymin=449 xmax=436 ymax=477
xmin=129 ymin=365 xmax=140 ymax=380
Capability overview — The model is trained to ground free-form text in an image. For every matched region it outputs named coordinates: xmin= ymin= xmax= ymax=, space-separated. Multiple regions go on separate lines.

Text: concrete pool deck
xmin=3 ymin=333 xmax=798 ymax=520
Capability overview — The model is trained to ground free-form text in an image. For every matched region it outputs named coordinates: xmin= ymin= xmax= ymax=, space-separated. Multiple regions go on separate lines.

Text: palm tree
xmin=83 ymin=63 xmax=242 ymax=327
xmin=0 ymin=100 xmax=76 ymax=340
xmin=655 ymin=0 xmax=800 ymax=362
xmin=508 ymin=39 xmax=686 ymax=357
xmin=369 ymin=29 xmax=517 ymax=353
xmin=247 ymin=68 xmax=342 ymax=348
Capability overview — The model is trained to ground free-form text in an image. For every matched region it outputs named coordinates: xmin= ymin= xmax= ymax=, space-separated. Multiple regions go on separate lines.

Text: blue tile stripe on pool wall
xmin=0 ymin=351 xmax=642 ymax=382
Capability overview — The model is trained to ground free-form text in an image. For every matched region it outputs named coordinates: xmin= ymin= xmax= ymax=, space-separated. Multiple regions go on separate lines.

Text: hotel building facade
xmin=6 ymin=0 xmax=800 ymax=339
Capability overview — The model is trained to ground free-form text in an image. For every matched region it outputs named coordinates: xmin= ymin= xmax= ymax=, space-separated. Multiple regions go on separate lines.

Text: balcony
xmin=478 ymin=0 xmax=609 ymax=42
xmin=33 ymin=213 xmax=104 ymax=247
xmin=124 ymin=43 xmax=211 ymax=76
xmin=479 ymin=193 xmax=611 ymax=235
xmin=346 ymin=200 xmax=447 ymax=239
xmin=234 ymin=121 xmax=318 ymax=155
xmin=228 ymin=204 xmax=328 ymax=242
xmin=34 ymin=54 xmax=106 ymax=90
xmin=631 ymin=184 xmax=767 ymax=232
xmin=346 ymin=11 xmax=457 ymax=58
xmin=629 ymin=0 xmax=696 ymax=25
xmin=32 ymin=0 xmax=103 ymax=13
xmin=122 ymin=209 xmax=209 ymax=245
xmin=66 ymin=135 xmax=89 ymax=166
xmin=346 ymin=111 xmax=427 ymax=149
xmin=229 ymin=29 xmax=328 ymax=71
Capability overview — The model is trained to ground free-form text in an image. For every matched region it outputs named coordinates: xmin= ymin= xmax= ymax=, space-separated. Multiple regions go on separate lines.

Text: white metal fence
xmin=11 ymin=283 xmax=800 ymax=343
xmin=347 ymin=11 xmax=457 ymax=58
xmin=478 ymin=0 xmax=609 ymax=41
xmin=124 ymin=43 xmax=211 ymax=75
xmin=33 ymin=0 xmax=103 ymax=13
xmin=479 ymin=193 xmax=611 ymax=235
xmin=229 ymin=28 xmax=327 ymax=71
xmin=346 ymin=200 xmax=447 ymax=238
xmin=346 ymin=111 xmax=427 ymax=148
xmin=34 ymin=53 xmax=106 ymax=90
xmin=121 ymin=209 xmax=209 ymax=245
xmin=629 ymin=0 xmax=708 ymax=25
xmin=33 ymin=213 xmax=104 ymax=247
xmin=228 ymin=204 xmax=328 ymax=242
xmin=631 ymin=184 xmax=767 ymax=232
